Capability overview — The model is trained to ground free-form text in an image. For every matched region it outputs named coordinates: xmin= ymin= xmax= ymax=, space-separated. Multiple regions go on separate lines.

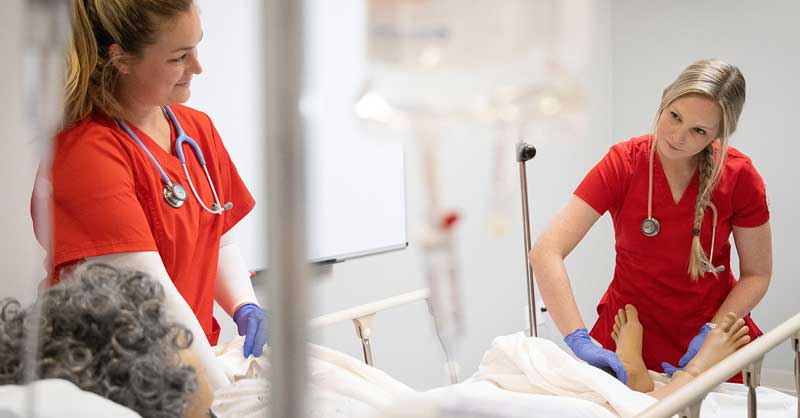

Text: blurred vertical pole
xmin=264 ymin=1 xmax=308 ymax=417
xmin=21 ymin=0 xmax=71 ymax=416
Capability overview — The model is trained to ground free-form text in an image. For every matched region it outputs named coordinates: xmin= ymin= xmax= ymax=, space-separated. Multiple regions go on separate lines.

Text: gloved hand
xmin=564 ymin=328 xmax=627 ymax=384
xmin=233 ymin=303 xmax=269 ymax=358
xmin=661 ymin=323 xmax=713 ymax=376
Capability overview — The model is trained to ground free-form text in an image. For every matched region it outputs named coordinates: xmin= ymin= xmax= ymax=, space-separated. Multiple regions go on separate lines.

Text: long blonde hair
xmin=653 ymin=59 xmax=746 ymax=279
xmin=64 ymin=0 xmax=194 ymax=126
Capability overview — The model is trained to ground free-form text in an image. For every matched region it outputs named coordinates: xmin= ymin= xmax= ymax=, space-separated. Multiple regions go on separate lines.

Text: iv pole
xmin=264 ymin=1 xmax=308 ymax=418
xmin=516 ymin=142 xmax=538 ymax=337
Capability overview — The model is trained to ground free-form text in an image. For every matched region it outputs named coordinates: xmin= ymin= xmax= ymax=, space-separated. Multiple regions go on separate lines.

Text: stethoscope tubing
xmin=116 ymin=106 xmax=230 ymax=215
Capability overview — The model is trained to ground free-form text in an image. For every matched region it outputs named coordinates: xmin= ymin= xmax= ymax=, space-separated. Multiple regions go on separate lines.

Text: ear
xmin=108 ymin=43 xmax=132 ymax=75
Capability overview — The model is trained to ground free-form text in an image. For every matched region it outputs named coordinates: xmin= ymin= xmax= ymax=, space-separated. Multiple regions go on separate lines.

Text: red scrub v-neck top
xmin=31 ymin=104 xmax=255 ymax=345
xmin=575 ymin=134 xmax=769 ymax=375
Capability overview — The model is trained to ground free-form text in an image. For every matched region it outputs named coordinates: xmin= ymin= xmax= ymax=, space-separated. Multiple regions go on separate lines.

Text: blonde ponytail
xmin=64 ymin=0 xmax=100 ymax=126
xmin=63 ymin=0 xmax=194 ymax=127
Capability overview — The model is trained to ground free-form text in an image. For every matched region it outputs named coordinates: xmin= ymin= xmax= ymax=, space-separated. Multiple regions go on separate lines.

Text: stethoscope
xmin=116 ymin=106 xmax=233 ymax=214
xmin=642 ymin=138 xmax=724 ymax=273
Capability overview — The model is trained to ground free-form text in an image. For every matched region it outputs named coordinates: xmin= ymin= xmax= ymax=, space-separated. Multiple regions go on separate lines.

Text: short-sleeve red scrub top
xmin=32 ymin=104 xmax=255 ymax=345
xmin=575 ymin=134 xmax=769 ymax=376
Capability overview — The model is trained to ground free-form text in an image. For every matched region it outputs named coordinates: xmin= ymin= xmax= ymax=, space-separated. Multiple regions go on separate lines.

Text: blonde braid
xmin=688 ymin=144 xmax=717 ymax=279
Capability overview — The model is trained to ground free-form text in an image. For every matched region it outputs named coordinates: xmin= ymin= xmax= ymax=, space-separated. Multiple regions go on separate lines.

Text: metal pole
xmin=22 ymin=1 xmax=71 ymax=416
xmin=353 ymin=315 xmax=375 ymax=366
xmin=516 ymin=142 xmax=538 ymax=337
xmin=679 ymin=399 xmax=703 ymax=418
xmin=265 ymin=1 xmax=308 ymax=418
xmin=793 ymin=335 xmax=799 ymax=418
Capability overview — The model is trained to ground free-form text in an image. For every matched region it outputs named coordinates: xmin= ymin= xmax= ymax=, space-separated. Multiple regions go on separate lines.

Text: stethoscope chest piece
xmin=641 ymin=217 xmax=660 ymax=237
xmin=164 ymin=183 xmax=188 ymax=208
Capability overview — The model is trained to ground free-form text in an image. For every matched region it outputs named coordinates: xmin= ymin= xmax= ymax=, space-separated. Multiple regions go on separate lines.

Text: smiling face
xmin=115 ymin=6 xmax=204 ymax=107
xmin=654 ymin=94 xmax=722 ymax=162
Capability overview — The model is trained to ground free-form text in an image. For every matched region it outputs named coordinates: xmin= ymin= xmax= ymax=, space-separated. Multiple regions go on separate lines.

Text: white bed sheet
xmin=211 ymin=334 xmax=797 ymax=418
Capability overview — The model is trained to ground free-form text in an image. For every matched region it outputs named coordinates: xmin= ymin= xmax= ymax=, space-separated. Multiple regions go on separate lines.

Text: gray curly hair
xmin=0 ymin=264 xmax=198 ymax=418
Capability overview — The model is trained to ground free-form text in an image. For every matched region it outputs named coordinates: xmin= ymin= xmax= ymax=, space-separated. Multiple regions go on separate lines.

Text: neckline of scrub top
xmin=119 ymin=114 xmax=181 ymax=168
xmin=652 ymin=148 xmax=700 ymax=208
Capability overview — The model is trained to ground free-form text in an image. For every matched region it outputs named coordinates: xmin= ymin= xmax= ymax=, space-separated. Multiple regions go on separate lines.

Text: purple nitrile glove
xmin=661 ymin=323 xmax=713 ymax=376
xmin=233 ymin=303 xmax=269 ymax=358
xmin=564 ymin=328 xmax=628 ymax=384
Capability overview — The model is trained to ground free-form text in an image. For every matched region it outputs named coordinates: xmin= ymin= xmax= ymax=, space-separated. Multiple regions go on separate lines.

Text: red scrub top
xmin=31 ymin=104 xmax=255 ymax=346
xmin=575 ymin=134 xmax=769 ymax=376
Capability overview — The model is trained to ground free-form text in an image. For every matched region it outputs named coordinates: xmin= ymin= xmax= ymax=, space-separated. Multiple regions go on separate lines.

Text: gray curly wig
xmin=0 ymin=264 xmax=198 ymax=418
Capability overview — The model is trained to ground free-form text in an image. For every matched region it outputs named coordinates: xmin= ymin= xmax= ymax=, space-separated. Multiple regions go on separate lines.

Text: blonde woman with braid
xmin=530 ymin=59 xmax=771 ymax=385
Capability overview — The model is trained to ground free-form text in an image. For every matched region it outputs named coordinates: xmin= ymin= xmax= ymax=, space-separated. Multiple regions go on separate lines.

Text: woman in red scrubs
xmin=31 ymin=1 xmax=266 ymax=389
xmin=529 ymin=59 xmax=772 ymax=384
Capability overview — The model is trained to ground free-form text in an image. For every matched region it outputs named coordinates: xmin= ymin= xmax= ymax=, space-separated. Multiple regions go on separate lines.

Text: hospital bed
xmin=210 ymin=288 xmax=798 ymax=418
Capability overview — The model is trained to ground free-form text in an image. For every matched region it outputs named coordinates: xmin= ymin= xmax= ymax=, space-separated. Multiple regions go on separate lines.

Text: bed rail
xmin=309 ymin=289 xmax=431 ymax=366
xmin=636 ymin=311 xmax=800 ymax=418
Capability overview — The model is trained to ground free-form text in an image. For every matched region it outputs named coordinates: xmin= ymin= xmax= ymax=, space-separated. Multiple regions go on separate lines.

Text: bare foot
xmin=611 ymin=304 xmax=654 ymax=392
xmin=683 ymin=312 xmax=750 ymax=377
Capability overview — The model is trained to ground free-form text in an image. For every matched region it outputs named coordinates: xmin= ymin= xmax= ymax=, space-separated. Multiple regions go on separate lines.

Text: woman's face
xmin=654 ymin=94 xmax=722 ymax=161
xmin=117 ymin=6 xmax=204 ymax=107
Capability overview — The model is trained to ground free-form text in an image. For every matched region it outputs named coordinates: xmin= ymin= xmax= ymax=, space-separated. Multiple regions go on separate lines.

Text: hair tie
xmin=692 ymin=228 xmax=701 ymax=236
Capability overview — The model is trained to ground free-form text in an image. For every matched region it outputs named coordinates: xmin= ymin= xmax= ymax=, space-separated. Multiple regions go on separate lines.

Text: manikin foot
xmin=611 ymin=304 xmax=654 ymax=392
xmin=683 ymin=312 xmax=750 ymax=377
xmin=648 ymin=312 xmax=751 ymax=400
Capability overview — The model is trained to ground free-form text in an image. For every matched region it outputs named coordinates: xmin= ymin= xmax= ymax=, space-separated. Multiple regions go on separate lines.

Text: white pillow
xmin=0 ymin=379 xmax=142 ymax=418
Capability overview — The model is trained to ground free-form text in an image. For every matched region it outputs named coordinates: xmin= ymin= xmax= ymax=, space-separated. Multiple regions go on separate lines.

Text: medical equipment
xmin=309 ymin=288 xmax=431 ymax=366
xmin=116 ymin=106 xmax=234 ymax=214
xmin=516 ymin=142 xmax=539 ymax=337
xmin=264 ymin=1 xmax=308 ymax=417
xmin=23 ymin=1 xmax=71 ymax=404
xmin=355 ymin=0 xmax=572 ymax=383
xmin=643 ymin=138 xmax=724 ymax=273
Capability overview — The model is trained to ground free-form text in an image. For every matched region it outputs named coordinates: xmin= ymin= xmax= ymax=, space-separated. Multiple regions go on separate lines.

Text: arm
xmin=214 ymin=232 xmax=259 ymax=317
xmin=215 ymin=232 xmax=268 ymax=357
xmin=86 ymin=251 xmax=231 ymax=390
xmin=529 ymin=195 xmax=603 ymax=336
xmin=711 ymin=222 xmax=772 ymax=323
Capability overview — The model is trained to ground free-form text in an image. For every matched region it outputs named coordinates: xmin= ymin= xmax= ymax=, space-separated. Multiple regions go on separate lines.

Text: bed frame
xmin=308 ymin=289 xmax=431 ymax=366
xmin=636 ymin=312 xmax=800 ymax=418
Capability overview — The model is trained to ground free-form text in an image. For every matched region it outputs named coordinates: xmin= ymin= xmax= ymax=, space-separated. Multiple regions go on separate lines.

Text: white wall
xmin=611 ymin=0 xmax=800 ymax=390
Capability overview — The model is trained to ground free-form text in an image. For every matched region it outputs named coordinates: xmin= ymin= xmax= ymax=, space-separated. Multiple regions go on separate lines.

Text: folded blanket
xmin=468 ymin=332 xmax=658 ymax=417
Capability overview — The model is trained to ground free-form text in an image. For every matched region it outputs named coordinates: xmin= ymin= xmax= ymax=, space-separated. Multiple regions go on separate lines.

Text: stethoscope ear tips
xmin=703 ymin=264 xmax=725 ymax=273
xmin=211 ymin=202 xmax=234 ymax=214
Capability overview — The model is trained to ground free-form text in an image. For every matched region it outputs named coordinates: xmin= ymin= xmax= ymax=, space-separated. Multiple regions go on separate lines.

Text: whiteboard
xmin=188 ymin=0 xmax=407 ymax=270
xmin=305 ymin=129 xmax=408 ymax=264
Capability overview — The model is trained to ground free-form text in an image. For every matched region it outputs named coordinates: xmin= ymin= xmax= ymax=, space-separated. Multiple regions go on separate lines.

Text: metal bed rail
xmin=636 ymin=311 xmax=800 ymax=418
xmin=309 ymin=289 xmax=431 ymax=366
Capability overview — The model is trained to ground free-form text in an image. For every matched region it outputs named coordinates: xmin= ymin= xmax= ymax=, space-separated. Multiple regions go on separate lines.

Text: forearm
xmin=215 ymin=235 xmax=259 ymax=317
xmin=711 ymin=274 xmax=770 ymax=324
xmin=530 ymin=248 xmax=586 ymax=336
